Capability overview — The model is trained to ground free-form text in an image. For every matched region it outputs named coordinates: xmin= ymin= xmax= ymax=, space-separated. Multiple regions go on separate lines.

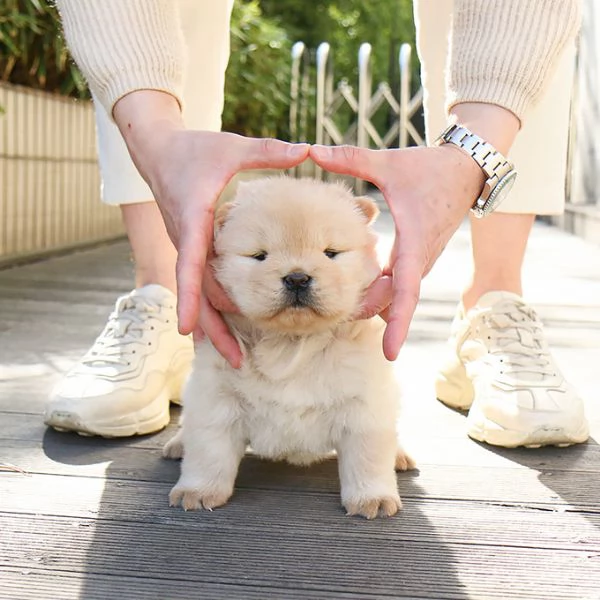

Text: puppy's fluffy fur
xmin=164 ymin=177 xmax=413 ymax=519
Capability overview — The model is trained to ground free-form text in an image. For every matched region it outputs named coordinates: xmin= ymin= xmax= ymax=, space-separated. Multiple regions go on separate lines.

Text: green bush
xmin=0 ymin=0 xmax=88 ymax=97
xmin=260 ymin=0 xmax=421 ymax=144
xmin=0 ymin=0 xmax=292 ymax=137
xmin=223 ymin=1 xmax=291 ymax=138
xmin=0 ymin=0 xmax=419 ymax=141
xmin=261 ymin=0 xmax=419 ymax=93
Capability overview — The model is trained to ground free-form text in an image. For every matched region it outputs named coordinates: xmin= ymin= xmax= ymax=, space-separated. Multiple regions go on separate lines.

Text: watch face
xmin=473 ymin=171 xmax=517 ymax=218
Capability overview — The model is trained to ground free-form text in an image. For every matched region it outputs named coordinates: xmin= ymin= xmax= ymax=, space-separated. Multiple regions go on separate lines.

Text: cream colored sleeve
xmin=446 ymin=0 xmax=581 ymax=122
xmin=56 ymin=0 xmax=185 ymax=116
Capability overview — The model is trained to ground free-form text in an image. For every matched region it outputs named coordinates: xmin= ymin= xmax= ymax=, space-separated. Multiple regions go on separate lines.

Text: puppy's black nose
xmin=283 ymin=272 xmax=312 ymax=291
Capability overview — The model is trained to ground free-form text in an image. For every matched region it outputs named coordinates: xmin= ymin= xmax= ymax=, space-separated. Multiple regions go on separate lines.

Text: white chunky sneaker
xmin=435 ymin=291 xmax=589 ymax=448
xmin=45 ymin=284 xmax=194 ymax=437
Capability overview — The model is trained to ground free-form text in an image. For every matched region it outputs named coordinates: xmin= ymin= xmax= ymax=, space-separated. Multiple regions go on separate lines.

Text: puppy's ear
xmin=354 ymin=196 xmax=379 ymax=224
xmin=214 ymin=201 xmax=234 ymax=231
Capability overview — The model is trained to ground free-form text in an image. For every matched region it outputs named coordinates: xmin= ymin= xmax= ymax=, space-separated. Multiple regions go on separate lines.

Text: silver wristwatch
xmin=435 ymin=124 xmax=517 ymax=219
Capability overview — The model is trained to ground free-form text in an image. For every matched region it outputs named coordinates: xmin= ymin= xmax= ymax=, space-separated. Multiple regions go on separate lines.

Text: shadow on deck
xmin=1 ymin=217 xmax=599 ymax=599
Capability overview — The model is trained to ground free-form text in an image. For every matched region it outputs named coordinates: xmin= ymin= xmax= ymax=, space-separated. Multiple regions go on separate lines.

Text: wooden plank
xmin=3 ymin=410 xmax=600 ymax=473
xmin=2 ymin=513 xmax=598 ymax=600
xmin=0 ymin=381 xmax=70 ymax=415
xmin=3 ymin=473 xmax=600 ymax=552
xmin=0 ymin=241 xmax=132 ymax=282
xmin=1 ymin=439 xmax=600 ymax=510
xmin=1 ymin=222 xmax=599 ymax=600
xmin=0 ymin=298 xmax=119 ymax=320
xmin=1 ymin=568 xmax=370 ymax=600
xmin=0 ymin=279 xmax=130 ymax=300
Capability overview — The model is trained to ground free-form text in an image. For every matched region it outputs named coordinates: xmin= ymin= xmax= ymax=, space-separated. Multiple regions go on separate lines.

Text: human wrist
xmin=441 ymin=103 xmax=519 ymax=216
xmin=113 ymin=90 xmax=185 ymax=183
xmin=448 ymin=102 xmax=520 ymax=156
xmin=436 ymin=141 xmax=487 ymax=203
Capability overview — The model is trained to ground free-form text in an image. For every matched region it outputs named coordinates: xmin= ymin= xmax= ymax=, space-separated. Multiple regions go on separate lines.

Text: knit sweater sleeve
xmin=55 ymin=0 xmax=185 ymax=115
xmin=447 ymin=0 xmax=581 ymax=122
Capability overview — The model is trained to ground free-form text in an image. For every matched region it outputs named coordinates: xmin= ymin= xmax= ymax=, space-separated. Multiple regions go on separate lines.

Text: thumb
xmin=353 ymin=276 xmax=393 ymax=320
xmin=310 ymin=144 xmax=381 ymax=183
xmin=237 ymin=137 xmax=309 ymax=170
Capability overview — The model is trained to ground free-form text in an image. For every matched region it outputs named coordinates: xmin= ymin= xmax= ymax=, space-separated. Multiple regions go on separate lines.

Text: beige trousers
xmin=97 ymin=0 xmax=574 ymax=215
xmin=414 ymin=0 xmax=575 ymax=215
xmin=94 ymin=0 xmax=234 ymax=205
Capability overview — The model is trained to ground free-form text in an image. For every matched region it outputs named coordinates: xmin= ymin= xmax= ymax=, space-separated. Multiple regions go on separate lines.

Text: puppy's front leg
xmin=337 ymin=427 xmax=401 ymax=519
xmin=169 ymin=390 xmax=246 ymax=511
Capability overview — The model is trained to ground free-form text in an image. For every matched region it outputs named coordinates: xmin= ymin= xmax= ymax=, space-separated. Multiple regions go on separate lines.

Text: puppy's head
xmin=213 ymin=177 xmax=381 ymax=334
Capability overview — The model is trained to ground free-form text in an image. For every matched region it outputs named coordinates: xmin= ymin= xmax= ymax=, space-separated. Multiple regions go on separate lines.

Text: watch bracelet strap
xmin=437 ymin=124 xmax=514 ymax=186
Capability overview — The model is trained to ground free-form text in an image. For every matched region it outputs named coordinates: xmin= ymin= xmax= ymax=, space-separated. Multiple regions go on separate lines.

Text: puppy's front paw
xmin=343 ymin=493 xmax=402 ymax=519
xmin=169 ymin=483 xmax=232 ymax=511
xmin=162 ymin=432 xmax=184 ymax=460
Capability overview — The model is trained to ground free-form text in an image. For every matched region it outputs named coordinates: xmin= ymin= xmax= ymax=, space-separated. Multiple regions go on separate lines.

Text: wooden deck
xmin=1 ymin=210 xmax=599 ymax=600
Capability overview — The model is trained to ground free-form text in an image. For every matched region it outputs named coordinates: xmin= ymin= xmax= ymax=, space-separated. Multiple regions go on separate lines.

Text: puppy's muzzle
xmin=282 ymin=271 xmax=314 ymax=308
xmin=283 ymin=272 xmax=312 ymax=291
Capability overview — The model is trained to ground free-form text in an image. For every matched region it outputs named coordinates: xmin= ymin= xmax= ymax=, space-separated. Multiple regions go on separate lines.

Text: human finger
xmin=198 ymin=291 xmax=243 ymax=368
xmin=382 ymin=237 xmax=424 ymax=361
xmin=236 ymin=136 xmax=310 ymax=170
xmin=309 ymin=144 xmax=384 ymax=184
xmin=192 ymin=325 xmax=205 ymax=344
xmin=175 ymin=213 xmax=213 ymax=335
xmin=354 ymin=276 xmax=393 ymax=320
xmin=203 ymin=264 xmax=239 ymax=314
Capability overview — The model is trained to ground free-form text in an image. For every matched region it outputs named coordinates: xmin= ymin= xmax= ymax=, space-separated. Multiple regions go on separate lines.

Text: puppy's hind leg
xmin=163 ymin=427 xmax=184 ymax=460
xmin=395 ymin=444 xmax=416 ymax=472
xmin=163 ymin=407 xmax=187 ymax=459
xmin=337 ymin=427 xmax=401 ymax=519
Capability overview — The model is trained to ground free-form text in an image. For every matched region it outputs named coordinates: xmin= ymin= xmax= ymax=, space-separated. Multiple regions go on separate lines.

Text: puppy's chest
xmin=234 ymin=356 xmax=361 ymax=458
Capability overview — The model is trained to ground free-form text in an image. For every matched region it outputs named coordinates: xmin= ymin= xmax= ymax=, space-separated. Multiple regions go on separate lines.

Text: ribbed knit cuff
xmin=56 ymin=0 xmax=185 ymax=116
xmin=446 ymin=0 xmax=581 ymax=121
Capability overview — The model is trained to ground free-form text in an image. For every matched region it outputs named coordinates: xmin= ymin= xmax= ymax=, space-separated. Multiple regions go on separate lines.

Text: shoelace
xmin=470 ymin=301 xmax=555 ymax=379
xmin=81 ymin=295 xmax=173 ymax=368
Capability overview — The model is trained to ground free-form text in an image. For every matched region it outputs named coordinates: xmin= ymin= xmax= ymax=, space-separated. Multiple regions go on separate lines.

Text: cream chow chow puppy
xmin=164 ymin=176 xmax=414 ymax=519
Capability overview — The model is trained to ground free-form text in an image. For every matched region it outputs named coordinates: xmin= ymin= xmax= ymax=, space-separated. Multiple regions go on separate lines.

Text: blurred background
xmin=0 ymin=0 xmax=598 ymax=265
xmin=0 ymin=0 xmax=418 ymax=139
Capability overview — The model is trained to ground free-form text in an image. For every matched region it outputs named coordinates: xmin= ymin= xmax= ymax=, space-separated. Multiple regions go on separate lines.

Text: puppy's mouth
xmin=283 ymin=289 xmax=320 ymax=311
xmin=275 ymin=271 xmax=322 ymax=313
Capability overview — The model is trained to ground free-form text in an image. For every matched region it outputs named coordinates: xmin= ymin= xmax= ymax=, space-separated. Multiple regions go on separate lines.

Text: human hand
xmin=311 ymin=143 xmax=484 ymax=361
xmin=114 ymin=91 xmax=309 ymax=367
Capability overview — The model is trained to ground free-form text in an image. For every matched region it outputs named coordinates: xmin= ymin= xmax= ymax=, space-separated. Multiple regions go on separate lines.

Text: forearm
xmin=56 ymin=0 xmax=185 ymax=116
xmin=449 ymin=103 xmax=520 ymax=156
xmin=432 ymin=102 xmax=520 ymax=213
xmin=112 ymin=91 xmax=184 ymax=187
xmin=448 ymin=0 xmax=581 ymax=122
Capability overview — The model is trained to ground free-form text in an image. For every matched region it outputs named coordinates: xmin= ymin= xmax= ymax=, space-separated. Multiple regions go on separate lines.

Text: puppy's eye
xmin=251 ymin=251 xmax=268 ymax=262
xmin=324 ymin=249 xmax=340 ymax=259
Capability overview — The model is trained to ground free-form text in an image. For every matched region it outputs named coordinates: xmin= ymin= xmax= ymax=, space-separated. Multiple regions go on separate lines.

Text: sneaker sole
xmin=467 ymin=413 xmax=590 ymax=449
xmin=437 ymin=358 xmax=590 ymax=448
xmin=45 ymin=388 xmax=171 ymax=438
